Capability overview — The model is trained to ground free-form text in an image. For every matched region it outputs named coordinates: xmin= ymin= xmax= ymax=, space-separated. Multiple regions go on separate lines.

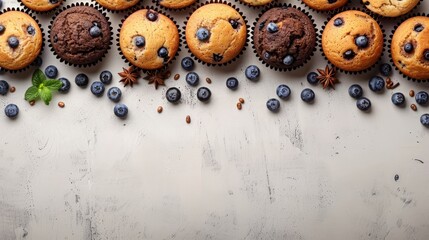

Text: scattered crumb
xmin=9 ymin=86 xmax=15 ymax=93
xmin=239 ymin=98 xmax=245 ymax=104
xmin=157 ymin=106 xmax=163 ymax=113
xmin=411 ymin=104 xmax=417 ymax=111
xmin=237 ymin=102 xmax=242 ymax=110
xmin=206 ymin=77 xmax=212 ymax=84
xmin=174 ymin=74 xmax=180 ymax=80
xmin=58 ymin=101 xmax=65 ymax=108
xmin=186 ymin=115 xmax=191 ymax=124
xmin=394 ymin=174 xmax=399 ymax=182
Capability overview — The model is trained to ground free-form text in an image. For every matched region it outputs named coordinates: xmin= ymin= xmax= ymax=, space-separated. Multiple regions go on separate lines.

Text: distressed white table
xmin=1 ymin=0 xmax=429 ymax=239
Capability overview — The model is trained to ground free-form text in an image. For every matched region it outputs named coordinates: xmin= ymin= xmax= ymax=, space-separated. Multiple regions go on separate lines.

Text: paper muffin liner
xmin=92 ymin=0 xmax=140 ymax=14
xmin=153 ymin=0 xmax=199 ymax=12
xmin=0 ymin=8 xmax=45 ymax=74
xmin=233 ymin=0 xmax=275 ymax=9
xmin=299 ymin=0 xmax=350 ymax=14
xmin=18 ymin=0 xmax=66 ymax=14
xmin=360 ymin=0 xmax=423 ymax=19
xmin=48 ymin=2 xmax=113 ymax=68
xmin=319 ymin=6 xmax=386 ymax=75
xmin=250 ymin=3 xmax=319 ymax=72
xmin=388 ymin=12 xmax=429 ymax=83
xmin=182 ymin=0 xmax=250 ymax=67
xmin=116 ymin=6 xmax=182 ymax=74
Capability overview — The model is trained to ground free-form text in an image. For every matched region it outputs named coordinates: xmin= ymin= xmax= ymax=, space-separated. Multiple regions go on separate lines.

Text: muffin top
xmin=253 ymin=7 xmax=316 ymax=69
xmin=322 ymin=10 xmax=384 ymax=72
xmin=119 ymin=9 xmax=180 ymax=70
xmin=362 ymin=0 xmax=420 ymax=17
xmin=95 ymin=0 xmax=139 ymax=11
xmin=50 ymin=6 xmax=111 ymax=65
xmin=302 ymin=0 xmax=348 ymax=11
xmin=185 ymin=3 xmax=247 ymax=64
xmin=0 ymin=11 xmax=43 ymax=71
xmin=21 ymin=0 xmax=63 ymax=12
xmin=239 ymin=0 xmax=272 ymax=7
xmin=159 ymin=0 xmax=196 ymax=9
xmin=391 ymin=16 xmax=429 ymax=80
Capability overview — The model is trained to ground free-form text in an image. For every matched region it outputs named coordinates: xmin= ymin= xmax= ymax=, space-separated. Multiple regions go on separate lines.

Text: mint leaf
xmin=43 ymin=79 xmax=62 ymax=91
xmin=40 ymin=87 xmax=52 ymax=105
xmin=24 ymin=86 xmax=40 ymax=101
xmin=32 ymin=69 xmax=45 ymax=87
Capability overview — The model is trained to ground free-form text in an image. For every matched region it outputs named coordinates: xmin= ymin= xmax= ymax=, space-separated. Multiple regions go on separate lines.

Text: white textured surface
xmin=0 ymin=0 xmax=429 ymax=239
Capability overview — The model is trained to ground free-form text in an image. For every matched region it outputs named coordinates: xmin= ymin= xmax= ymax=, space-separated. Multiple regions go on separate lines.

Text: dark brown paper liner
xmin=250 ymin=3 xmax=319 ymax=72
xmin=388 ymin=12 xmax=429 ymax=83
xmin=182 ymin=0 xmax=250 ymax=67
xmin=48 ymin=2 xmax=113 ymax=68
xmin=116 ymin=6 xmax=182 ymax=73
xmin=153 ymin=0 xmax=199 ymax=12
xmin=233 ymin=0 xmax=276 ymax=9
xmin=360 ymin=0 xmax=423 ymax=19
xmin=299 ymin=0 xmax=350 ymax=15
xmin=92 ymin=0 xmax=140 ymax=14
xmin=0 ymin=8 xmax=45 ymax=74
xmin=319 ymin=6 xmax=386 ymax=75
xmin=18 ymin=0 xmax=66 ymax=14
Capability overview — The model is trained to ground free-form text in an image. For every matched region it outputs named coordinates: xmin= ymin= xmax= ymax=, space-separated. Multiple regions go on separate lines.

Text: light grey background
xmin=1 ymin=0 xmax=429 ymax=239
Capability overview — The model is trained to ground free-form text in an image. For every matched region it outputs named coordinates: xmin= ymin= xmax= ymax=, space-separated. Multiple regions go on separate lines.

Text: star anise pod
xmin=143 ymin=70 xmax=171 ymax=89
xmin=119 ymin=66 xmax=140 ymax=87
xmin=316 ymin=65 xmax=339 ymax=89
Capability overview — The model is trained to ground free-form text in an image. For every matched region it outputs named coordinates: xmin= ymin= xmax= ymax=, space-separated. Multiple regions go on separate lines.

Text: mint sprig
xmin=25 ymin=69 xmax=62 ymax=105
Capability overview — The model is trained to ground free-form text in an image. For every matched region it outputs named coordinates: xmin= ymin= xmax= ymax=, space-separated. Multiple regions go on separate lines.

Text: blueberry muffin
xmin=185 ymin=3 xmax=247 ymax=64
xmin=253 ymin=7 xmax=316 ymax=69
xmin=322 ymin=10 xmax=384 ymax=72
xmin=96 ymin=0 xmax=139 ymax=11
xmin=362 ymin=0 xmax=420 ymax=17
xmin=0 ymin=11 xmax=43 ymax=71
xmin=302 ymin=0 xmax=348 ymax=11
xmin=239 ymin=0 xmax=272 ymax=7
xmin=391 ymin=16 xmax=429 ymax=80
xmin=21 ymin=0 xmax=63 ymax=12
xmin=50 ymin=6 xmax=111 ymax=66
xmin=159 ymin=0 xmax=196 ymax=9
xmin=119 ymin=9 xmax=179 ymax=70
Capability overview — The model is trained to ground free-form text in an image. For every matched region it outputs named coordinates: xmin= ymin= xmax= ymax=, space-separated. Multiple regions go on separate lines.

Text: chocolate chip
xmin=213 ymin=54 xmax=223 ymax=62
xmin=146 ymin=11 xmax=158 ymax=21
xmin=343 ymin=50 xmax=355 ymax=60
xmin=333 ymin=18 xmax=343 ymax=27
xmin=414 ymin=23 xmax=424 ymax=32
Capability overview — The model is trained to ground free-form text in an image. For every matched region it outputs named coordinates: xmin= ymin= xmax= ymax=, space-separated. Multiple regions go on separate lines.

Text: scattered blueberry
xmin=266 ymin=98 xmax=280 ymax=112
xmin=0 ymin=80 xmax=9 ymax=95
xmin=107 ymin=87 xmax=122 ymax=102
xmin=245 ymin=65 xmax=260 ymax=81
xmin=99 ymin=70 xmax=112 ymax=85
xmin=391 ymin=92 xmax=405 ymax=106
xmin=333 ymin=18 xmax=343 ymax=26
xmin=348 ymin=84 xmax=363 ymax=99
xmin=185 ymin=72 xmax=199 ymax=86
xmin=0 ymin=0 xmax=2 ymax=9
xmin=283 ymin=55 xmax=294 ymax=66
xmin=355 ymin=35 xmax=368 ymax=48
xmin=89 ymin=25 xmax=101 ymax=37
xmin=146 ymin=11 xmax=158 ymax=21
xmin=369 ymin=76 xmax=385 ymax=92
xmin=114 ymin=103 xmax=128 ymax=118
xmin=379 ymin=63 xmax=392 ymax=76
xmin=226 ymin=77 xmax=239 ymax=90
xmin=356 ymin=97 xmax=371 ymax=111
xmin=404 ymin=43 xmax=413 ymax=53
xmin=27 ymin=25 xmax=35 ymax=35
xmin=307 ymin=72 xmax=318 ymax=85
xmin=158 ymin=47 xmax=168 ymax=58
xmin=91 ymin=81 xmax=105 ymax=96
xmin=166 ymin=87 xmax=181 ymax=103
xmin=276 ymin=84 xmax=291 ymax=100
xmin=196 ymin=28 xmax=210 ymax=41
xmin=415 ymin=91 xmax=429 ymax=105
xmin=420 ymin=114 xmax=429 ymax=127
xmin=45 ymin=65 xmax=58 ymax=79
xmin=343 ymin=49 xmax=356 ymax=59
xmin=58 ymin=78 xmax=70 ymax=93
xmin=301 ymin=88 xmax=315 ymax=103
xmin=181 ymin=57 xmax=194 ymax=71
xmin=267 ymin=22 xmax=278 ymax=33
xmin=8 ymin=36 xmax=19 ymax=48
xmin=197 ymin=87 xmax=211 ymax=102
xmin=4 ymin=104 xmax=18 ymax=119
xmin=134 ymin=36 xmax=145 ymax=47
xmin=75 ymin=73 xmax=89 ymax=87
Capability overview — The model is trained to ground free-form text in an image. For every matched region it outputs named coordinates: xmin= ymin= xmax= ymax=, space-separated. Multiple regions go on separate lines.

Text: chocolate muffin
xmin=253 ymin=7 xmax=316 ymax=70
xmin=50 ymin=6 xmax=111 ymax=66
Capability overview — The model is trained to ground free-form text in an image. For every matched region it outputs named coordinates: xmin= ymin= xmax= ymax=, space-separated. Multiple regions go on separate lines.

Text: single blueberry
xmin=415 ymin=91 xmax=429 ymax=105
xmin=355 ymin=35 xmax=368 ymax=48
xmin=181 ymin=57 xmax=194 ymax=71
xmin=404 ymin=43 xmax=413 ymax=53
xmin=420 ymin=113 xmax=429 ymax=127
xmin=307 ymin=72 xmax=319 ymax=85
xmin=283 ymin=55 xmax=294 ymax=66
xmin=45 ymin=65 xmax=58 ymax=79
xmin=166 ymin=87 xmax=181 ymax=103
xmin=368 ymin=76 xmax=385 ymax=92
xmin=134 ymin=36 xmax=145 ymax=47
xmin=89 ymin=25 xmax=101 ymax=37
xmin=348 ymin=84 xmax=363 ymax=99
xmin=114 ymin=103 xmax=128 ymax=118
xmin=91 ymin=81 xmax=105 ymax=96
xmin=245 ymin=65 xmax=260 ymax=81
xmin=0 ymin=25 xmax=4 ymax=34
xmin=33 ymin=56 xmax=43 ymax=67
xmin=379 ymin=63 xmax=392 ymax=76
xmin=197 ymin=87 xmax=211 ymax=102
xmin=0 ymin=80 xmax=9 ymax=95
xmin=4 ymin=104 xmax=19 ymax=119
xmin=158 ymin=47 xmax=168 ymax=59
xmin=99 ymin=70 xmax=113 ymax=85
xmin=301 ymin=88 xmax=315 ymax=103
xmin=267 ymin=22 xmax=278 ymax=33
xmin=185 ymin=72 xmax=199 ymax=86
xmin=266 ymin=98 xmax=280 ymax=112
xmin=75 ymin=73 xmax=89 ymax=87
xmin=414 ymin=24 xmax=424 ymax=32
xmin=58 ymin=78 xmax=71 ymax=93
xmin=107 ymin=87 xmax=122 ymax=102
xmin=196 ymin=28 xmax=210 ymax=41
xmin=356 ymin=97 xmax=371 ymax=111
xmin=8 ymin=36 xmax=19 ymax=49
xmin=391 ymin=92 xmax=405 ymax=106
xmin=229 ymin=19 xmax=239 ymax=29
xmin=276 ymin=85 xmax=291 ymax=100
xmin=226 ymin=77 xmax=239 ymax=90
xmin=424 ymin=50 xmax=429 ymax=60
xmin=333 ymin=18 xmax=343 ymax=26
xmin=343 ymin=50 xmax=356 ymax=59
xmin=146 ymin=11 xmax=158 ymax=21
xmin=27 ymin=25 xmax=35 ymax=35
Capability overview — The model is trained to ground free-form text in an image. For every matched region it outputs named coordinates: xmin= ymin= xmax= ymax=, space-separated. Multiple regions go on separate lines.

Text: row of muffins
xmin=0 ymin=3 xmax=428 ymax=82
